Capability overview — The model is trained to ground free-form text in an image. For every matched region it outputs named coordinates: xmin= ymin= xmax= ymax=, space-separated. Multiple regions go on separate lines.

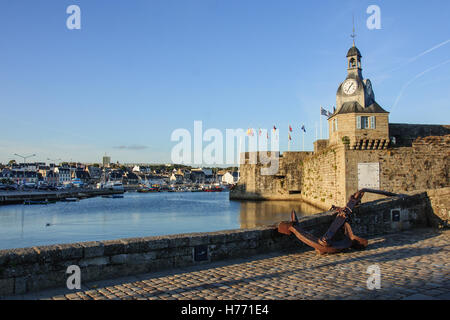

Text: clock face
xmin=342 ymin=79 xmax=357 ymax=95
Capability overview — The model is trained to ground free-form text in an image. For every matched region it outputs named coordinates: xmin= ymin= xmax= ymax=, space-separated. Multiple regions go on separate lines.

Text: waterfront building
xmin=108 ymin=170 xmax=123 ymax=182
xmin=190 ymin=168 xmax=206 ymax=184
xmin=72 ymin=169 xmax=91 ymax=184
xmin=54 ymin=167 xmax=71 ymax=184
xmin=44 ymin=170 xmax=59 ymax=185
xmin=222 ymin=171 xmax=239 ymax=185
xmin=123 ymin=171 xmax=139 ymax=185
xmin=87 ymin=166 xmax=102 ymax=180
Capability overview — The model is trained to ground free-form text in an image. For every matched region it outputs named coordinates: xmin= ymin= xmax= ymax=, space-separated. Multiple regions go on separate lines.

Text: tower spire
xmin=351 ymin=15 xmax=356 ymax=46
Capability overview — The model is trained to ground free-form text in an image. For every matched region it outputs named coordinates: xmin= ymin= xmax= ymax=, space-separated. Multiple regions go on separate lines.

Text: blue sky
xmin=0 ymin=0 xmax=449 ymax=165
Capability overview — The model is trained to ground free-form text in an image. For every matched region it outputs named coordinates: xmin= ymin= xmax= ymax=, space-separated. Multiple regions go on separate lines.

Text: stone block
xmin=102 ymin=239 xmax=126 ymax=256
xmin=110 ymin=254 xmax=128 ymax=265
xmin=209 ymin=232 xmax=227 ymax=244
xmin=79 ymin=256 xmax=110 ymax=267
xmin=188 ymin=234 xmax=210 ymax=246
xmin=149 ymin=258 xmax=173 ymax=271
xmin=144 ymin=238 xmax=169 ymax=251
xmin=33 ymin=245 xmax=62 ymax=263
xmin=167 ymin=236 xmax=190 ymax=248
xmin=14 ymin=276 xmax=28 ymax=294
xmin=81 ymin=241 xmax=104 ymax=258
xmin=0 ymin=278 xmax=14 ymax=296
xmin=57 ymin=243 xmax=83 ymax=260
xmin=120 ymin=238 xmax=147 ymax=254
xmin=26 ymin=271 xmax=66 ymax=293
xmin=173 ymin=255 xmax=194 ymax=267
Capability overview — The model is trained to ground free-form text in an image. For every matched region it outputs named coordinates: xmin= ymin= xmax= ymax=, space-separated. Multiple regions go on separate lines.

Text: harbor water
xmin=0 ymin=191 xmax=321 ymax=250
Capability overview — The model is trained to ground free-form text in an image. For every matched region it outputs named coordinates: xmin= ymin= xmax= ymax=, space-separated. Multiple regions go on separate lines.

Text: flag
xmin=288 ymin=133 xmax=292 ymax=141
xmin=321 ymin=106 xmax=333 ymax=117
xmin=247 ymin=128 xmax=254 ymax=136
xmin=289 ymin=125 xmax=293 ymax=132
xmin=301 ymin=125 xmax=306 ymax=133
xmin=273 ymin=125 xmax=277 ymax=132
xmin=267 ymin=131 xmax=269 ymax=139
xmin=258 ymin=128 xmax=262 ymax=136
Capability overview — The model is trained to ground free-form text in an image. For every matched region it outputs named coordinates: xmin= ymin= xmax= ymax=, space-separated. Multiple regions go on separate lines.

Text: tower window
xmin=357 ymin=116 xmax=369 ymax=129
xmin=349 ymin=58 xmax=356 ymax=68
xmin=333 ymin=118 xmax=338 ymax=132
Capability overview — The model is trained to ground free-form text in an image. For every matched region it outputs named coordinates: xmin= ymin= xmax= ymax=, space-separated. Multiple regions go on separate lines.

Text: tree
xmin=8 ymin=160 xmax=16 ymax=166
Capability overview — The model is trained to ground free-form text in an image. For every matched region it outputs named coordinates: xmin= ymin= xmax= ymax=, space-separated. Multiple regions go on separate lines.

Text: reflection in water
xmin=238 ymin=200 xmax=322 ymax=228
xmin=0 ymin=192 xmax=324 ymax=250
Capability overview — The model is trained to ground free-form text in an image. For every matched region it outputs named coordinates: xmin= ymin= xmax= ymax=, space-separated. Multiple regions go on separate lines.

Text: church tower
xmin=328 ymin=36 xmax=390 ymax=150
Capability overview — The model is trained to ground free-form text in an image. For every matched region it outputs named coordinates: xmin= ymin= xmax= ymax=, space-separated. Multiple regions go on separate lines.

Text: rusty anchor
xmin=278 ymin=189 xmax=405 ymax=255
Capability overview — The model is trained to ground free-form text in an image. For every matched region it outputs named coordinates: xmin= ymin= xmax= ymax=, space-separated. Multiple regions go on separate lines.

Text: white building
xmin=222 ymin=171 xmax=239 ymax=185
xmin=54 ymin=167 xmax=71 ymax=184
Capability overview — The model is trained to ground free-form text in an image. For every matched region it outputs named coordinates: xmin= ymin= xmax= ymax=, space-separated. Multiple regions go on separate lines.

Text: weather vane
xmin=351 ymin=15 xmax=356 ymax=46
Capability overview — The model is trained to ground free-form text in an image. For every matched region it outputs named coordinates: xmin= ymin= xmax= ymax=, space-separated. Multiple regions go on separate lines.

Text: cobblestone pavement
xmin=8 ymin=228 xmax=450 ymax=300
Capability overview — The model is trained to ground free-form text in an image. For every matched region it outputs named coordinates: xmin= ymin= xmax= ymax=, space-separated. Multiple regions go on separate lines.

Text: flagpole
xmin=315 ymin=122 xmax=318 ymax=142
xmin=239 ymin=135 xmax=242 ymax=164
xmin=320 ymin=106 xmax=323 ymax=140
xmin=302 ymin=130 xmax=305 ymax=152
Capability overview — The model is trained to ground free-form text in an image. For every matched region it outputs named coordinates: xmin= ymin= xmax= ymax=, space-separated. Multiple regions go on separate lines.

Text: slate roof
xmin=347 ymin=45 xmax=362 ymax=57
xmin=333 ymin=101 xmax=389 ymax=116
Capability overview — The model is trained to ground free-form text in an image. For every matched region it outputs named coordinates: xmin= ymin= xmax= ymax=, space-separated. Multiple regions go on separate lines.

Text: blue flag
xmin=321 ymin=106 xmax=333 ymax=117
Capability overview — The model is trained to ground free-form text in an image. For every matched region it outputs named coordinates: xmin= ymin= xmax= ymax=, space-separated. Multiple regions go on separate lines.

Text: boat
xmin=62 ymin=197 xmax=79 ymax=202
xmin=137 ymin=186 xmax=159 ymax=193
xmin=24 ymin=200 xmax=52 ymax=205
xmin=203 ymin=186 xmax=223 ymax=192
xmin=107 ymin=182 xmax=124 ymax=191
xmin=102 ymin=194 xmax=124 ymax=199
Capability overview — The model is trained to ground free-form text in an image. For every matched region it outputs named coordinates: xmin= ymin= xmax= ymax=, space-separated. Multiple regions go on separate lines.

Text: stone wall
xmin=232 ymin=134 xmax=449 ymax=209
xmin=298 ymin=145 xmax=346 ymax=209
xmin=389 ymin=123 xmax=450 ymax=147
xmin=344 ymin=135 xmax=450 ymax=203
xmin=421 ymin=187 xmax=450 ymax=228
xmin=0 ymin=191 xmax=439 ymax=297
xmin=0 ymin=228 xmax=295 ymax=296
xmin=231 ymin=146 xmax=347 ymax=210
xmin=231 ymin=151 xmax=312 ymax=200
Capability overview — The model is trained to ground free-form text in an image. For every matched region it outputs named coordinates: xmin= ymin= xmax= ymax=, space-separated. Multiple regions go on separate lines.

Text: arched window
xmin=349 ymin=58 xmax=356 ymax=68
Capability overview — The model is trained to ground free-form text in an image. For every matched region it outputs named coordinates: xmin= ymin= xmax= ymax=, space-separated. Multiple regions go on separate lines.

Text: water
xmin=0 ymin=192 xmax=321 ymax=250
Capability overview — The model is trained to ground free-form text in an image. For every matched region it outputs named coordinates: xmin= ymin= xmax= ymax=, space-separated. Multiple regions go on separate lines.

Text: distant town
xmin=0 ymin=154 xmax=240 ymax=192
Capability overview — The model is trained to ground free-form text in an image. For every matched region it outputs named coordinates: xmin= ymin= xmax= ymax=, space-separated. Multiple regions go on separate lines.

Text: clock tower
xmin=328 ymin=41 xmax=390 ymax=150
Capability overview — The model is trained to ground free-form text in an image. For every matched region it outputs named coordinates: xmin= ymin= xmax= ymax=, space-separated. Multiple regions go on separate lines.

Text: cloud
xmin=113 ymin=145 xmax=149 ymax=150
xmin=392 ymin=58 xmax=450 ymax=111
